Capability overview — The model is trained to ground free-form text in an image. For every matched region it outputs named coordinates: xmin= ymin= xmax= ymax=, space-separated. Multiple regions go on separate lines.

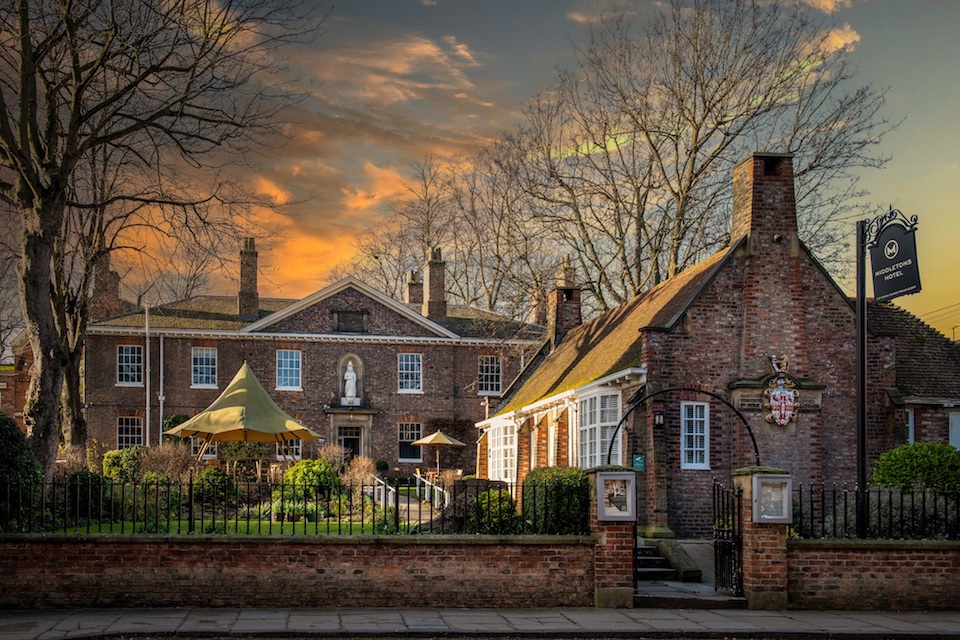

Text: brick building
xmin=0 ymin=333 xmax=32 ymax=432
xmin=478 ymin=152 xmax=960 ymax=538
xmin=84 ymin=245 xmax=543 ymax=473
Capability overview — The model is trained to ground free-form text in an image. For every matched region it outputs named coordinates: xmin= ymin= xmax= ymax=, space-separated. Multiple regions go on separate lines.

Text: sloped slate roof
xmin=868 ymin=301 xmax=960 ymax=399
xmin=415 ymin=304 xmax=545 ymax=340
xmin=497 ymin=249 xmax=730 ymax=415
xmin=94 ymin=293 xmax=544 ymax=341
xmin=95 ymin=296 xmax=296 ymax=331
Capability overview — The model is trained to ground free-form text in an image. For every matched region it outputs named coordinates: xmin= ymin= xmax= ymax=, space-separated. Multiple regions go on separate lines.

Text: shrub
xmin=140 ymin=442 xmax=198 ymax=483
xmin=66 ymin=471 xmax=114 ymax=520
xmin=0 ymin=411 xmax=41 ymax=531
xmin=521 ymin=467 xmax=589 ymax=534
xmin=282 ymin=459 xmax=338 ymax=497
xmin=468 ymin=488 xmax=522 ymax=534
xmin=193 ymin=466 xmax=235 ymax=504
xmin=86 ymin=439 xmax=110 ymax=475
xmin=102 ymin=447 xmax=143 ymax=483
xmin=872 ymin=442 xmax=960 ymax=492
xmin=314 ymin=443 xmax=348 ymax=472
xmin=0 ymin=410 xmax=41 ymax=484
xmin=54 ymin=445 xmax=88 ymax=480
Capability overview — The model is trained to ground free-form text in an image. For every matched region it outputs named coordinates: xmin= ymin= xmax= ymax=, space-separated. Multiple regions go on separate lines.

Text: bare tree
xmin=498 ymin=0 xmax=892 ymax=316
xmin=577 ymin=1 xmax=892 ymax=278
xmin=0 ymin=0 xmax=325 ymax=479
xmin=446 ymin=145 xmax=557 ymax=319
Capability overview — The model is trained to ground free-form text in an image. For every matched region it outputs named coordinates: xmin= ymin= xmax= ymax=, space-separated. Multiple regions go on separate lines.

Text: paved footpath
xmin=2 ymin=607 xmax=960 ymax=640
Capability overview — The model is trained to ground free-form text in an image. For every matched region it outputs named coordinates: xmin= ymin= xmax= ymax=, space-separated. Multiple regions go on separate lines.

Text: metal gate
xmin=712 ymin=480 xmax=743 ymax=596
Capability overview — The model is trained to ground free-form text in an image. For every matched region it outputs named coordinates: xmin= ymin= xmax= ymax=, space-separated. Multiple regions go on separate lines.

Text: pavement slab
xmin=0 ymin=606 xmax=958 ymax=639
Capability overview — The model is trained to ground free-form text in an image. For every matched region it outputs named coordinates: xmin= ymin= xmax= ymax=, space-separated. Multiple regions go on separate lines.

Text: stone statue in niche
xmin=342 ymin=360 xmax=360 ymax=406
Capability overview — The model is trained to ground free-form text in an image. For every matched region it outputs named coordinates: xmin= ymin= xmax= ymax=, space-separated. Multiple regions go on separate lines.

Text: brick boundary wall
xmin=736 ymin=467 xmax=960 ymax=611
xmin=0 ymin=535 xmax=596 ymax=610
xmin=787 ymin=540 xmax=960 ymax=611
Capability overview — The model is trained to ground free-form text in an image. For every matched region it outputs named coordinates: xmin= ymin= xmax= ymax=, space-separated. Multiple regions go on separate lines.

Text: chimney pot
xmin=422 ymin=248 xmax=447 ymax=321
xmin=238 ymin=237 xmax=259 ymax=321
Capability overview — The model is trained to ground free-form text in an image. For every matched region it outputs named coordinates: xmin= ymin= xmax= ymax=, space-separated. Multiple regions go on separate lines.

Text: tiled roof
xmin=412 ymin=304 xmax=546 ymax=341
xmin=868 ymin=301 xmax=960 ymax=399
xmin=95 ymin=295 xmax=544 ymax=341
xmin=496 ymin=248 xmax=731 ymax=415
xmin=94 ymin=296 xmax=296 ymax=331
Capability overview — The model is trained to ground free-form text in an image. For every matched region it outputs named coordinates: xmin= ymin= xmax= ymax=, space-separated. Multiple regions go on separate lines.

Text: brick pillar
xmin=588 ymin=468 xmax=636 ymax=608
xmin=734 ymin=466 xmax=790 ymax=610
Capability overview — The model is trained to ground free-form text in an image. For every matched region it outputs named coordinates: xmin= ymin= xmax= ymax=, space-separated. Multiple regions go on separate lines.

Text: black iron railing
xmin=713 ymin=480 xmax=743 ymax=596
xmin=793 ymin=484 xmax=960 ymax=540
xmin=0 ymin=475 xmax=590 ymax=537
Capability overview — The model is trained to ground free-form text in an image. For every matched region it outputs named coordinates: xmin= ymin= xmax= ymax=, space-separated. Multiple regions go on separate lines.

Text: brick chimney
xmin=238 ymin=237 xmax=259 ymax=321
xmin=405 ymin=270 xmax=423 ymax=305
xmin=547 ymin=256 xmax=581 ymax=349
xmin=732 ymin=152 xmax=807 ymax=376
xmin=731 ymin=153 xmax=798 ymax=252
xmin=90 ymin=254 xmax=121 ymax=321
xmin=421 ymin=247 xmax=447 ymax=321
xmin=528 ymin=289 xmax=547 ymax=326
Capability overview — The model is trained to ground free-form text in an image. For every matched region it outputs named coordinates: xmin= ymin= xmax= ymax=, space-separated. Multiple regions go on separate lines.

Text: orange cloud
xmin=824 ymin=24 xmax=861 ymax=53
xmin=802 ymin=0 xmax=853 ymax=14
xmin=261 ymin=233 xmax=358 ymax=298
xmin=254 ymin=177 xmax=292 ymax=205
xmin=340 ymin=162 xmax=406 ymax=214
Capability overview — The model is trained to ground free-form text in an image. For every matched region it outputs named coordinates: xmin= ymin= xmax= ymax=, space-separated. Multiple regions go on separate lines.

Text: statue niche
xmin=340 ymin=357 xmax=363 ymax=406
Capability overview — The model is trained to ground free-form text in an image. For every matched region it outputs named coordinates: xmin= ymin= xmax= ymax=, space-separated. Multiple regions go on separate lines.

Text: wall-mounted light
xmin=653 ymin=409 xmax=665 ymax=428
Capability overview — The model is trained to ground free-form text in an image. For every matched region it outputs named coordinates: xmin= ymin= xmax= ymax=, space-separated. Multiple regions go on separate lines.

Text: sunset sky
xmin=238 ymin=0 xmax=959 ymax=337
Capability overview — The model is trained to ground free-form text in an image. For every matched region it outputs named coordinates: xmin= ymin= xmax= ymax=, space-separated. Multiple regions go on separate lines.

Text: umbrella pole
xmin=196 ymin=435 xmax=213 ymax=462
xmin=276 ymin=435 xmax=294 ymax=465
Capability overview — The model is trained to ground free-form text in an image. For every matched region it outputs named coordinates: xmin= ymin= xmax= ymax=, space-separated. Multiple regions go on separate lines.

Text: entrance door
xmin=339 ymin=426 xmax=362 ymax=462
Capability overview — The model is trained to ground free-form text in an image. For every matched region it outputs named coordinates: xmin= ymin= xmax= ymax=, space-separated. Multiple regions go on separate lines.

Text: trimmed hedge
xmin=521 ymin=467 xmax=589 ymax=534
xmin=872 ymin=442 xmax=960 ymax=491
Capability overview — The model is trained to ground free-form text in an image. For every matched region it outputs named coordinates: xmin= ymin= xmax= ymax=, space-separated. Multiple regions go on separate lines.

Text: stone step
xmin=634 ymin=544 xmax=676 ymax=581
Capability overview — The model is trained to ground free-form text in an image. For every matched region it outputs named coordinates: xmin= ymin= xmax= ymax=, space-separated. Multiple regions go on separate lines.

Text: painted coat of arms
xmin=763 ymin=355 xmax=799 ymax=427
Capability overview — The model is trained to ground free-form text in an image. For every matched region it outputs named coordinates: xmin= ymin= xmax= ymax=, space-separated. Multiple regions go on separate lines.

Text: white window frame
xmin=116 ymin=345 xmax=143 ymax=386
xmin=117 ymin=416 xmax=143 ymax=449
xmin=275 ymin=439 xmax=302 ymax=461
xmin=578 ymin=393 xmax=621 ymax=468
xmin=276 ymin=349 xmax=302 ymax=391
xmin=191 ymin=347 xmax=218 ymax=388
xmin=190 ymin=437 xmax=218 ymax=460
xmin=680 ymin=401 xmax=710 ymax=470
xmin=478 ymin=355 xmax=502 ymax=396
xmin=397 ymin=353 xmax=423 ymax=394
xmin=905 ymin=408 xmax=915 ymax=444
xmin=950 ymin=412 xmax=960 ymax=450
xmin=486 ymin=421 xmax=516 ymax=482
xmin=398 ymin=422 xmax=423 ymax=462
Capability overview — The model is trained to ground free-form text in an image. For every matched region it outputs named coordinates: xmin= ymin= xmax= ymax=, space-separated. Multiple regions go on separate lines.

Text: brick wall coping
xmin=789 ymin=539 xmax=960 ymax=551
xmin=0 ymin=533 xmax=596 ymax=546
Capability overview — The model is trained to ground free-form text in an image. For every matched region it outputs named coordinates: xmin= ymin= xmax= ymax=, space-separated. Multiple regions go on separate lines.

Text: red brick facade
xmin=483 ymin=153 xmax=941 ymax=539
xmin=85 ymin=267 xmax=541 ymax=473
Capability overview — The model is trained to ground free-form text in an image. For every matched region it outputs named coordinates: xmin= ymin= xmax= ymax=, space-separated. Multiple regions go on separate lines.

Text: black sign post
xmin=856 ymin=209 xmax=921 ymax=538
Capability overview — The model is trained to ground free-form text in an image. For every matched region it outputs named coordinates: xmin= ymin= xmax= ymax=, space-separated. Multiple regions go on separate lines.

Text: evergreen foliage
xmin=872 ymin=442 xmax=960 ymax=491
xmin=522 ymin=467 xmax=589 ymax=534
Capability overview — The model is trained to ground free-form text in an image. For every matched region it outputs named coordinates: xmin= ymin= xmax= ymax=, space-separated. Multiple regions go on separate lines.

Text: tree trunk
xmin=61 ymin=350 xmax=87 ymax=447
xmin=19 ymin=207 xmax=68 ymax=482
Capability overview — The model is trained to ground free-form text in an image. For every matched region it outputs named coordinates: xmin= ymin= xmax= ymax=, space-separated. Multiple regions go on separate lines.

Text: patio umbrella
xmin=411 ymin=430 xmax=466 ymax=474
xmin=164 ymin=361 xmax=321 ymax=460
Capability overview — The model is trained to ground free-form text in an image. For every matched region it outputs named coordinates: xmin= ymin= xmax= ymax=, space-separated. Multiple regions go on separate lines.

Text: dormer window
xmin=333 ymin=310 xmax=368 ymax=333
